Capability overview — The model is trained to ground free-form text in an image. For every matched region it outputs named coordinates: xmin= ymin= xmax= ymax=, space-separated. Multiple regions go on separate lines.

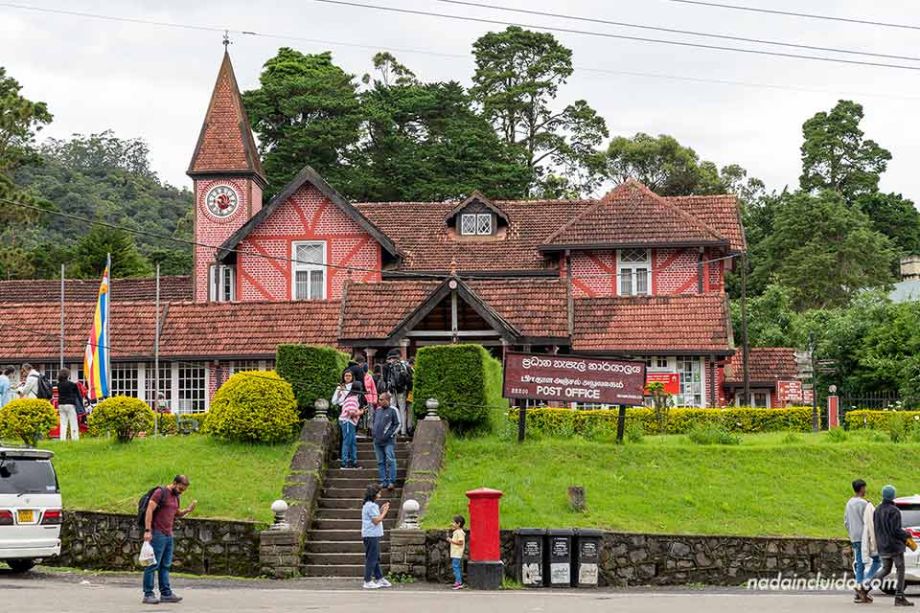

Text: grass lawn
xmin=37 ymin=435 xmax=297 ymax=524
xmin=423 ymin=430 xmax=920 ymax=538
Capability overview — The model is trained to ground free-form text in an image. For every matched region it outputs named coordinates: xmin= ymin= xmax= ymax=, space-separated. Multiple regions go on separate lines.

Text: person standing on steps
xmin=361 ymin=484 xmax=392 ymax=590
xmin=142 ymin=475 xmax=196 ymax=605
xmin=372 ymin=392 xmax=400 ymax=490
xmin=332 ymin=371 xmax=365 ymax=469
xmin=382 ymin=349 xmax=413 ymax=437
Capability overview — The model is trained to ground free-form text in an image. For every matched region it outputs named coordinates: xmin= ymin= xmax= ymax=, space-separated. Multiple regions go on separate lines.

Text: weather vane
xmin=223 ymin=30 xmax=231 ymax=48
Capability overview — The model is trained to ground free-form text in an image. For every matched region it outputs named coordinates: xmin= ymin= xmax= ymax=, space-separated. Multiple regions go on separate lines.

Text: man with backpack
xmin=382 ymin=349 xmax=413 ymax=437
xmin=17 ymin=363 xmax=52 ymax=400
xmin=140 ymin=475 xmax=197 ymax=605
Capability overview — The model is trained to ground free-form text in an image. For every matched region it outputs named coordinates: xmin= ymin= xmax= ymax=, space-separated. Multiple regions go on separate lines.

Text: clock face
xmin=205 ymin=185 xmax=240 ymax=218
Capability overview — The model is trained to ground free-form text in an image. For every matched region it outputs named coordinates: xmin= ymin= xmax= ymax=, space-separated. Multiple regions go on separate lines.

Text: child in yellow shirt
xmin=447 ymin=515 xmax=466 ymax=590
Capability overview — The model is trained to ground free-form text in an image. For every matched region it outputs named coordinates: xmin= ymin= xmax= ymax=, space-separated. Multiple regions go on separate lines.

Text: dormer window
xmin=461 ymin=213 xmax=493 ymax=236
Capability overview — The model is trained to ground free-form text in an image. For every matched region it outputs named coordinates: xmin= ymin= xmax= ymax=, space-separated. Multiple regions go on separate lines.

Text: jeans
xmin=852 ymin=542 xmax=881 ymax=584
xmin=394 ymin=391 xmax=410 ymax=436
xmin=373 ymin=439 xmax=397 ymax=486
xmin=363 ymin=536 xmax=383 ymax=583
xmin=59 ymin=404 xmax=79 ymax=440
xmin=868 ymin=553 xmax=906 ymax=597
xmin=142 ymin=531 xmax=174 ymax=597
xmin=451 ymin=557 xmax=462 ymax=585
xmin=340 ymin=421 xmax=357 ymax=467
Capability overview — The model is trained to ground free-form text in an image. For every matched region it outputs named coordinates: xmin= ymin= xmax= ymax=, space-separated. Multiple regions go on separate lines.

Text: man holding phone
xmin=142 ymin=474 xmax=197 ymax=605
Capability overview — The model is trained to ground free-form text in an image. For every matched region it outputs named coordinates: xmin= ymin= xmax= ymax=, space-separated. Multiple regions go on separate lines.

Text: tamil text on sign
xmin=503 ymin=352 xmax=647 ymax=405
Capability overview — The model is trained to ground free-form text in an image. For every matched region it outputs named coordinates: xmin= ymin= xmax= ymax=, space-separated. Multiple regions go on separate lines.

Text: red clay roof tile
xmin=0 ymin=277 xmax=191 ymax=303
xmin=667 ymin=194 xmax=746 ymax=252
xmin=724 ymin=347 xmax=797 ymax=384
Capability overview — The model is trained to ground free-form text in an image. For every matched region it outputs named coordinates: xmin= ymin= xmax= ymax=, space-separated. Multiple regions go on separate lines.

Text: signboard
xmin=645 ymin=372 xmax=680 ymax=395
xmin=777 ymin=380 xmax=815 ymax=407
xmin=503 ymin=352 xmax=647 ymax=405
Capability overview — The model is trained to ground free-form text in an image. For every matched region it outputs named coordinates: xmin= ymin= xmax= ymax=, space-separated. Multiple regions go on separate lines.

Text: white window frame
xmin=618 ymin=248 xmax=651 ymax=296
xmin=291 ymin=241 xmax=327 ymax=301
xmin=476 ymin=213 xmax=493 ymax=235
xmin=460 ymin=212 xmax=493 ymax=236
xmin=676 ymin=356 xmax=706 ymax=407
xmin=176 ymin=362 xmax=208 ymax=414
xmin=460 ymin=213 xmax=477 ymax=235
xmin=209 ymin=264 xmax=236 ymax=302
xmin=735 ymin=389 xmax=771 ymax=408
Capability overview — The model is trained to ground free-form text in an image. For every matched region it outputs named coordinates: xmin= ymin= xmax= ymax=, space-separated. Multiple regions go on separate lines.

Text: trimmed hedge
xmin=413 ymin=344 xmax=506 ymax=432
xmin=0 ymin=398 xmax=58 ymax=446
xmin=89 ymin=396 xmax=155 ymax=443
xmin=846 ymin=410 xmax=920 ymax=430
xmin=276 ymin=344 xmax=349 ymax=418
xmin=204 ymin=370 xmax=300 ymax=443
xmin=511 ymin=406 xmax=816 ymax=436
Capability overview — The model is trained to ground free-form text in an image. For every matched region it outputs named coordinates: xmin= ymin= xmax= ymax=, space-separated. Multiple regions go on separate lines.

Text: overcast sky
xmin=2 ymin=0 xmax=919 ymax=201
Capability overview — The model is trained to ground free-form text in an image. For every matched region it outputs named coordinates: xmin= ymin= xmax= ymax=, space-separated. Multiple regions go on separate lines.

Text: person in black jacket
xmin=863 ymin=484 xmax=913 ymax=606
xmin=56 ymin=368 xmax=82 ymax=441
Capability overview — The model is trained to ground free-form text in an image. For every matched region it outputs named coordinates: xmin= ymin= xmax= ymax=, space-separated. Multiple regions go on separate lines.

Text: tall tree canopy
xmin=799 ymin=100 xmax=891 ymax=203
xmin=69 ymin=225 xmax=151 ymax=279
xmin=243 ymin=48 xmax=363 ymax=196
xmin=605 ymin=132 xmax=724 ymax=196
xmin=856 ymin=192 xmax=920 ymax=257
xmin=471 ymin=26 xmax=608 ymax=196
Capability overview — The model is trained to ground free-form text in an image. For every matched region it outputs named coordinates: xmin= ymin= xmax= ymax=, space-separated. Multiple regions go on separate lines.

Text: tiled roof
xmin=187 ymin=51 xmax=265 ymax=182
xmin=724 ymin=347 xmax=797 ymax=385
xmin=667 ymin=194 xmax=745 ymax=252
xmin=357 ymin=200 xmax=589 ymax=272
xmin=339 ymin=280 xmax=441 ymax=340
xmin=0 ymin=276 xmax=191 ymax=303
xmin=339 ymin=278 xmax=570 ymax=340
xmin=159 ymin=301 xmax=341 ymax=358
xmin=0 ymin=302 xmax=159 ymax=361
xmin=542 ymin=180 xmax=729 ymax=251
xmin=572 ymin=294 xmax=732 ymax=354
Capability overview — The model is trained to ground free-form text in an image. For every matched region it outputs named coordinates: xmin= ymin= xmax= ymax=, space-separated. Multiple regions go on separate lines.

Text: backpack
xmin=136 ymin=486 xmax=164 ymax=528
xmin=35 ymin=374 xmax=53 ymax=400
xmin=389 ymin=360 xmax=412 ymax=393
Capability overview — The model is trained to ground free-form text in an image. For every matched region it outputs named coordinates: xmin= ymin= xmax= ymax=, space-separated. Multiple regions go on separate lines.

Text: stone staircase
xmin=301 ymin=437 xmax=409 ymax=577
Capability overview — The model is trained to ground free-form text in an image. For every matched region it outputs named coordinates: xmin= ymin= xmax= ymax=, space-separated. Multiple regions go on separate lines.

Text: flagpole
xmin=154 ymin=263 xmax=160 ymax=437
xmin=59 ymin=264 xmax=65 ymax=370
xmin=104 ymin=253 xmax=111 ymax=399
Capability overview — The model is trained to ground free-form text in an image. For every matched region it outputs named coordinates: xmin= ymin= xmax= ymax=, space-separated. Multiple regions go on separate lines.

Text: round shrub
xmin=0 ymin=398 xmax=57 ymax=447
xmin=155 ymin=413 xmax=178 ymax=435
xmin=89 ymin=396 xmax=155 ymax=443
xmin=203 ymin=371 xmax=299 ymax=443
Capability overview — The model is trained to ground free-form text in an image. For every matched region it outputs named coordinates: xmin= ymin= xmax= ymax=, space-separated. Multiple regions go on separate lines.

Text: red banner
xmin=645 ymin=372 xmax=680 ymax=395
xmin=502 ymin=353 xmax=647 ymax=405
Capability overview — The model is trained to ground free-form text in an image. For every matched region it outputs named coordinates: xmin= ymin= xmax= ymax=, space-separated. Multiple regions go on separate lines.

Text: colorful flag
xmin=83 ymin=257 xmax=111 ymax=400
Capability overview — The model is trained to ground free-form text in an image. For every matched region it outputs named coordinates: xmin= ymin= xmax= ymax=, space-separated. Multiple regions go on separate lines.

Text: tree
xmin=352 ymin=54 xmax=530 ymax=201
xmin=606 ymin=133 xmax=720 ymax=196
xmin=69 ymin=225 xmax=152 ymax=279
xmin=243 ymin=48 xmax=363 ymax=196
xmin=856 ymin=192 xmax=920 ymax=256
xmin=757 ymin=190 xmax=896 ymax=310
xmin=799 ymin=100 xmax=891 ymax=203
xmin=730 ymin=283 xmax=798 ymax=347
xmin=471 ymin=26 xmax=608 ymax=195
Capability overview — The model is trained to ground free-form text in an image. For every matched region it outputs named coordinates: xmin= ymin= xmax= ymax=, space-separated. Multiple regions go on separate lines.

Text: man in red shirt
xmin=142 ymin=475 xmax=196 ymax=605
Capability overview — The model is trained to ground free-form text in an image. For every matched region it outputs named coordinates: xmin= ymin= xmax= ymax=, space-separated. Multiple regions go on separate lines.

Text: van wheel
xmin=6 ymin=559 xmax=35 ymax=573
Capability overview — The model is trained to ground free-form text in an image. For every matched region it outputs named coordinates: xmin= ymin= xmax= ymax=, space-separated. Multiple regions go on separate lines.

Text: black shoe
xmin=160 ymin=593 xmax=183 ymax=603
xmin=895 ymin=596 xmax=914 ymax=607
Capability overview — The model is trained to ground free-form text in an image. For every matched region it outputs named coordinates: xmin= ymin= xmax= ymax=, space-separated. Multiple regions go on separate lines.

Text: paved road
xmin=0 ymin=569 xmax=914 ymax=612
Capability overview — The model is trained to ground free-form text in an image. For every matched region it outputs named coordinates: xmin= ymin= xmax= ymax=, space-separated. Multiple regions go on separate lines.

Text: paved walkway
xmin=0 ymin=568 xmax=912 ymax=612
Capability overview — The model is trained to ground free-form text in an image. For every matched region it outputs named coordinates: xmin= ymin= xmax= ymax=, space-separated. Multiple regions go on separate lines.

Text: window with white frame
xmin=292 ymin=241 xmax=326 ymax=300
xmin=677 ymin=357 xmax=703 ymax=407
xmin=177 ymin=362 xmax=207 ymax=414
xmin=645 ymin=356 xmax=670 ymax=370
xmin=229 ymin=360 xmax=262 ymax=374
xmin=736 ymin=390 xmax=770 ymax=408
xmin=144 ymin=363 xmax=172 ymax=408
xmin=460 ymin=213 xmax=493 ymax=236
xmin=618 ymin=248 xmax=650 ymax=296
xmin=111 ymin=363 xmax=139 ymax=398
xmin=209 ymin=264 xmax=236 ymax=302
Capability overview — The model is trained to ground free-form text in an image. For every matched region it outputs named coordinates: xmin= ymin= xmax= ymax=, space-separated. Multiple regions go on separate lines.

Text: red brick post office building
xmin=0 ymin=51 xmax=765 ymax=413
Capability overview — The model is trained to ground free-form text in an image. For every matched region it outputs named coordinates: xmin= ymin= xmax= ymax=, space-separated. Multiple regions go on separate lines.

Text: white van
xmin=0 ymin=448 xmax=62 ymax=572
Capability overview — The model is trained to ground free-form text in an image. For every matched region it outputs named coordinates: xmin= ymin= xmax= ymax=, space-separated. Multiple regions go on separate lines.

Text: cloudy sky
xmin=2 ymin=0 xmax=919 ymax=200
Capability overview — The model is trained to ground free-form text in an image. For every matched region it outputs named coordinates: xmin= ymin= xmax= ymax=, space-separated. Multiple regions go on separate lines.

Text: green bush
xmin=89 ymin=396 xmax=155 ymax=443
xmin=826 ymin=427 xmax=849 ymax=443
xmin=625 ymin=421 xmax=645 ymax=444
xmin=154 ymin=413 xmax=178 ymax=435
xmin=0 ymin=398 xmax=58 ymax=446
xmin=687 ymin=425 xmax=742 ymax=446
xmin=203 ymin=371 xmax=300 ymax=443
xmin=846 ymin=410 xmax=920 ymax=431
xmin=413 ymin=344 xmax=506 ymax=433
xmin=510 ymin=406 xmax=816 ymax=437
xmin=276 ymin=344 xmax=349 ymax=418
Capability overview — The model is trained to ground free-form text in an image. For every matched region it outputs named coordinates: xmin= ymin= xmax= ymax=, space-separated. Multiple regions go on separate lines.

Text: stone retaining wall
xmin=391 ymin=529 xmax=851 ymax=587
xmin=52 ymin=511 xmax=260 ymax=577
xmin=396 ymin=419 xmax=448 ymax=527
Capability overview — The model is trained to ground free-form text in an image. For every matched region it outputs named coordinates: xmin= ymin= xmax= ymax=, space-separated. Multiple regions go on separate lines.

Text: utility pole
xmin=809 ymin=332 xmax=819 ymax=432
xmin=740 ymin=254 xmax=751 ymax=404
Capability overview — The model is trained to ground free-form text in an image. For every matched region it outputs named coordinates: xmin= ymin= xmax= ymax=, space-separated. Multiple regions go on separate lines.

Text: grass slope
xmin=39 ymin=436 xmax=297 ymax=524
xmin=424 ymin=432 xmax=920 ymax=538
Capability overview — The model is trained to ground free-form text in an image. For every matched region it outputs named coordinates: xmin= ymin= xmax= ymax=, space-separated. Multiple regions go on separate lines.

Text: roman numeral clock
xmin=204 ymin=184 xmax=240 ymax=219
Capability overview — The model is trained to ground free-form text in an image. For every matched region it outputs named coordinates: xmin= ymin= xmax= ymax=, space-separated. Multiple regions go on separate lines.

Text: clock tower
xmin=187 ymin=50 xmax=267 ymax=302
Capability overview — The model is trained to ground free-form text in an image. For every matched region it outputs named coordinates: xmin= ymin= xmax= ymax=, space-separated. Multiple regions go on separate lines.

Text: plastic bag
xmin=139 ymin=541 xmax=157 ymax=567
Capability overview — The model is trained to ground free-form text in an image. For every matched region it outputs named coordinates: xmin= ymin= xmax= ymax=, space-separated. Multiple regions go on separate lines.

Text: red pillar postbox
xmin=466 ymin=487 xmax=503 ymax=589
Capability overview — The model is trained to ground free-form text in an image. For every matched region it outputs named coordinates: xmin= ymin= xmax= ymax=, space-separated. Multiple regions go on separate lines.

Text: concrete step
xmin=313 ymin=518 xmax=397 ymax=531
xmin=317 ymin=498 xmax=363 ymax=510
xmin=304 ymin=552 xmax=391 ymax=566
xmin=326 ymin=468 xmax=404 ymax=480
xmin=325 ymin=477 xmax=405 ymax=489
xmin=316 ymin=508 xmax=371 ymax=520
xmin=306 ymin=529 xmax=369 ymax=542
xmin=320 ymin=487 xmax=402 ymax=499
xmin=304 ymin=540 xmax=390 ymax=554
xmin=302 ymin=564 xmax=386 ymax=578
